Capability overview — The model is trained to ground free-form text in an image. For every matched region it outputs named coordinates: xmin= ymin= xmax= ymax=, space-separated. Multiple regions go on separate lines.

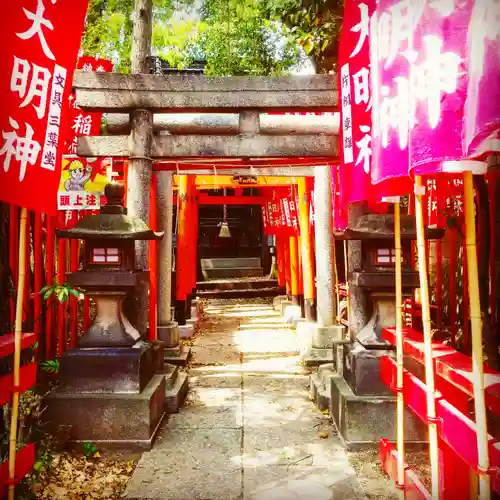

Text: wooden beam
xmin=74 ymin=72 xmax=338 ymax=112
xmin=76 ymin=134 xmax=337 ymax=158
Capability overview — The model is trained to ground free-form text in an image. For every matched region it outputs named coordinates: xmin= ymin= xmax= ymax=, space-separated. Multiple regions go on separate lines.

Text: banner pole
xmin=8 ymin=206 xmax=28 ymax=500
xmin=463 ymin=170 xmax=491 ymax=499
xmin=414 ymin=176 xmax=441 ymax=499
xmin=394 ymin=199 xmax=405 ymax=497
xmin=343 ymin=240 xmax=349 ymax=327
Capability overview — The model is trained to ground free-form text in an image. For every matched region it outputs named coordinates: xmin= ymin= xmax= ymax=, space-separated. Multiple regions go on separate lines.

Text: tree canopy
xmin=80 ymin=0 xmax=342 ymax=75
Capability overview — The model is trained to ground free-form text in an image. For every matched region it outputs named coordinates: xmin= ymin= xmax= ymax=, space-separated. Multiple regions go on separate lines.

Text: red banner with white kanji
xmin=262 ymin=187 xmax=299 ymax=237
xmin=0 ymin=0 xmax=89 ymax=214
xmin=338 ymin=0 xmax=375 ymax=204
xmin=424 ymin=175 xmax=465 ymax=229
xmin=64 ymin=56 xmax=113 ymax=155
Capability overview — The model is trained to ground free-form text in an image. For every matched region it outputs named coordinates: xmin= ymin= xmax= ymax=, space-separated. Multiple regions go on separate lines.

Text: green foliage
xmin=39 ymin=282 xmax=81 ymax=304
xmin=40 ymin=359 xmax=60 ymax=375
xmin=83 ymin=441 xmax=98 ymax=457
xmin=80 ymin=0 xmax=342 ymax=75
xmin=1 ymin=389 xmax=54 ymax=499
xmin=81 ymin=0 xmax=197 ymax=72
xmin=264 ymin=0 xmax=344 ymax=73
xmin=198 ymin=0 xmax=301 ymax=76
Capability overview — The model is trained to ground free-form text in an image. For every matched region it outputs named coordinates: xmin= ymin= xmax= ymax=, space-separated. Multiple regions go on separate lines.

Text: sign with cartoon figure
xmin=0 ymin=0 xmax=89 ymax=214
xmin=57 ymin=156 xmax=112 ymax=210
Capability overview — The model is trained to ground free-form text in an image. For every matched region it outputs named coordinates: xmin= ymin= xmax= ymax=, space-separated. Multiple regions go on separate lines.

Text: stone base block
xmin=157 ymin=322 xmax=179 ymax=349
xmin=46 ymin=374 xmax=166 ymax=451
xmin=296 ymin=321 xmax=345 ymax=366
xmin=165 ymin=367 xmax=189 ymax=414
xmin=330 ymin=374 xmax=427 ymax=449
xmin=300 ymin=347 xmax=335 ymax=366
xmin=282 ymin=304 xmax=301 ymax=323
xmin=310 ymin=363 xmax=338 ymax=412
xmin=186 ymin=317 xmax=199 ymax=331
xmin=164 ymin=343 xmax=191 ymax=366
xmin=179 ymin=324 xmax=194 ymax=339
xmin=58 ymin=342 xmax=154 ymax=395
xmin=344 ymin=342 xmax=394 ymax=396
xmin=273 ymin=295 xmax=288 ymax=312
xmin=296 ymin=321 xmax=346 ymax=352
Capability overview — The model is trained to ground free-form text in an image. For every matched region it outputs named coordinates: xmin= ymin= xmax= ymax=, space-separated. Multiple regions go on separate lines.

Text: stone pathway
xmin=124 ymin=299 xmax=367 ymax=500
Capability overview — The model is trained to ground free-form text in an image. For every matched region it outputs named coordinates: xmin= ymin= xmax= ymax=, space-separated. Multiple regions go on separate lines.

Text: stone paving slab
xmin=243 ymin=374 xmax=310 ymax=393
xmin=243 ymin=466 xmax=366 ymax=500
xmin=190 ymin=344 xmax=242 ymax=366
xmin=240 ymin=354 xmax=309 ymax=375
xmin=124 ymin=427 xmax=243 ymax=499
xmin=123 ymin=299 xmax=386 ymax=500
xmin=242 ymin=425 xmax=346 ymax=468
xmin=169 ymin=386 xmax=242 ymax=429
xmin=190 ymin=368 xmax=243 ymax=388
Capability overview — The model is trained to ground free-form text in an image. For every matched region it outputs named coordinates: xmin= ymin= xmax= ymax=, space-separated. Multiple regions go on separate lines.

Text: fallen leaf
xmin=317 ymin=430 xmax=330 ymax=439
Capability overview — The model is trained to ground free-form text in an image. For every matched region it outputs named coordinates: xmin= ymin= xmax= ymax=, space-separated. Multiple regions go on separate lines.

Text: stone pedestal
xmin=157 ymin=321 xmax=190 ymax=366
xmin=282 ymin=303 xmax=301 ymax=323
xmin=329 ymin=370 xmax=427 ymax=449
xmin=179 ymin=323 xmax=194 ymax=339
xmin=297 ymin=321 xmax=346 ymax=366
xmin=47 ymin=341 xmax=167 ymax=450
xmin=273 ymin=295 xmax=288 ymax=312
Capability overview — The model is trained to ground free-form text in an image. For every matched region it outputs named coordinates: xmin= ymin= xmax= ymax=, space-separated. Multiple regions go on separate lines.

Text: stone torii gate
xmin=72 ymin=0 xmax=342 ymax=365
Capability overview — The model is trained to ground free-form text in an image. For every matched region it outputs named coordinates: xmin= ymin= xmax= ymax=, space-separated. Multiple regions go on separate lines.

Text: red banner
xmin=64 ymin=56 xmax=113 ymax=155
xmin=338 ymin=0 xmax=375 ymax=204
xmin=424 ymin=175 xmax=465 ymax=229
xmin=0 ymin=0 xmax=89 ymax=214
xmin=262 ymin=187 xmax=299 ymax=237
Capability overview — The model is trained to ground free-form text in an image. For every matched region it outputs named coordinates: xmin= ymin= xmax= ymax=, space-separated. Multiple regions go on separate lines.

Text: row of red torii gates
xmin=71 ymin=0 xmax=342 ymax=353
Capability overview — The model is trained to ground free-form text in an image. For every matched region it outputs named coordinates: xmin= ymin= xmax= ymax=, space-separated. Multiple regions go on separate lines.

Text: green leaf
xmin=303 ymin=39 xmax=314 ymax=55
xmin=40 ymin=359 xmax=60 ymax=374
xmin=43 ymin=289 xmax=54 ymax=301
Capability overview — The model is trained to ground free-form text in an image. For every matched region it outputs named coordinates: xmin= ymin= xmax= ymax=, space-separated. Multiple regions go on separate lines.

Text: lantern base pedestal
xmin=329 ymin=370 xmax=427 ymax=449
xmin=47 ymin=374 xmax=166 ymax=451
xmin=58 ymin=342 xmax=156 ymax=394
xmin=157 ymin=322 xmax=191 ymax=366
xmin=297 ymin=321 xmax=346 ymax=367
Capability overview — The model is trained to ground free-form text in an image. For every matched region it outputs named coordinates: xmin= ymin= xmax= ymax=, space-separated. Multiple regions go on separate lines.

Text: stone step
xmin=197 ymin=287 xmax=282 ymax=299
xmin=164 ymin=363 xmax=180 ymax=391
xmin=200 ymin=257 xmax=261 ymax=269
xmin=202 ymin=267 xmax=264 ymax=279
xmin=196 ymin=278 xmax=278 ymax=291
xmin=165 ymin=372 xmax=189 ymax=414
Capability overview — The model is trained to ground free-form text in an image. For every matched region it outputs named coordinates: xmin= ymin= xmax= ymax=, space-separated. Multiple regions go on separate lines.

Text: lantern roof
xmin=57 ymin=183 xmax=163 ymax=241
xmin=334 ymin=214 xmax=444 ymax=241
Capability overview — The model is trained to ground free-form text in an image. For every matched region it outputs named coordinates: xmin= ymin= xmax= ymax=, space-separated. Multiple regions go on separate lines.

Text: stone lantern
xmin=58 ymin=182 xmax=163 ymax=348
xmin=47 ymin=182 xmax=168 ymax=449
xmin=327 ymin=212 xmax=443 ymax=447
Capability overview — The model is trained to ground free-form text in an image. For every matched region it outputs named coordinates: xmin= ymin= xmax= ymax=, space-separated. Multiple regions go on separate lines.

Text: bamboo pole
xmin=343 ymin=240 xmax=349 ymax=326
xmin=8 ymin=207 xmax=28 ymax=500
xmin=333 ymin=238 xmax=340 ymax=322
xmin=414 ymin=175 xmax=441 ymax=499
xmin=463 ymin=170 xmax=491 ymax=499
xmin=394 ymin=200 xmax=405 ymax=498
